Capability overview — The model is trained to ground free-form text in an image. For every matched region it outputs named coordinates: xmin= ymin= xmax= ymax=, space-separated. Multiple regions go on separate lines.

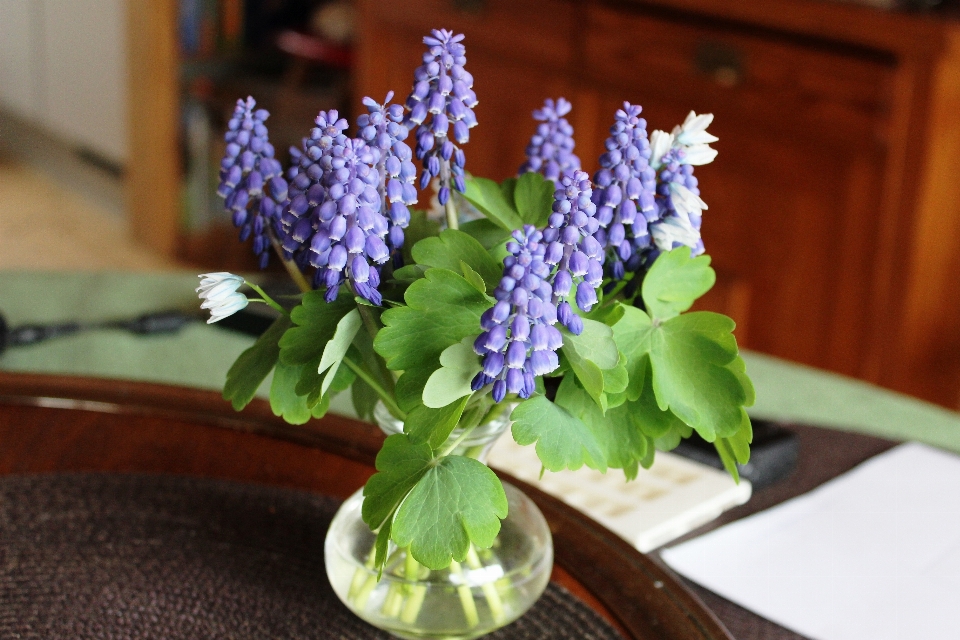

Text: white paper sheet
xmin=660 ymin=443 xmax=960 ymax=640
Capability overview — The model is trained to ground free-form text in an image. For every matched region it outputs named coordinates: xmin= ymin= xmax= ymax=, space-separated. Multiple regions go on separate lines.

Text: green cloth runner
xmin=3 ymin=271 xmax=959 ymax=452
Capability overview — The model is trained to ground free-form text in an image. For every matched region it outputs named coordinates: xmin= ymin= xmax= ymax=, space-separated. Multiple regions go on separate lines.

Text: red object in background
xmin=276 ymin=29 xmax=353 ymax=69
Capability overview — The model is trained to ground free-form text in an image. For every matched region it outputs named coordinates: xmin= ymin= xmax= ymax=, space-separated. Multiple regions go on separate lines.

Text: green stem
xmin=269 ymin=235 xmax=313 ymax=293
xmin=354 ymin=301 xmax=397 ymax=397
xmin=400 ymin=550 xmax=429 ymax=624
xmin=440 ymin=421 xmax=479 ymax=458
xmin=342 ymin=355 xmax=405 ymax=420
xmin=449 ymin=559 xmax=479 ymax=628
xmin=445 ymin=197 xmax=459 ymax=230
xmin=467 ymin=545 xmax=506 ymax=624
xmin=243 ymin=282 xmax=290 ymax=317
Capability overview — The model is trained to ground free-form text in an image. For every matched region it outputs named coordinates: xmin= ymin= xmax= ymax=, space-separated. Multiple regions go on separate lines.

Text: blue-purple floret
xmin=218 ymin=97 xmax=289 ymax=269
xmin=358 ymin=92 xmax=418 ymax=254
xmin=519 ymin=98 xmax=581 ymax=185
xmin=472 ymin=225 xmax=563 ymax=403
xmin=404 ymin=29 xmax=477 ymax=206
xmin=651 ymin=146 xmax=704 ymax=256
xmin=591 ymin=102 xmax=657 ymax=281
xmin=543 ymin=170 xmax=604 ymax=335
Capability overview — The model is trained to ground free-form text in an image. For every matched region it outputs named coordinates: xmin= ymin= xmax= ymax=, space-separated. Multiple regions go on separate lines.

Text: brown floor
xmin=0 ymin=156 xmax=175 ymax=271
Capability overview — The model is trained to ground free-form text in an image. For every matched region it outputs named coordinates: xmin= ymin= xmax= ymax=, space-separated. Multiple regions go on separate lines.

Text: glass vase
xmin=325 ymin=402 xmax=553 ymax=639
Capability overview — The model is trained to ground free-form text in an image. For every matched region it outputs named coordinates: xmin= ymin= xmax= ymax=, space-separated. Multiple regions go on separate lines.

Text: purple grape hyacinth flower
xmin=542 ymin=170 xmax=604 ymax=335
xmin=472 ymin=225 xmax=563 ymax=402
xmin=591 ymin=102 xmax=657 ymax=281
xmin=404 ymin=29 xmax=477 ymax=206
xmin=217 ymin=97 xmax=289 ymax=269
xmin=519 ymin=98 xmax=581 ymax=185
xmin=357 ymin=92 xmax=418 ymax=255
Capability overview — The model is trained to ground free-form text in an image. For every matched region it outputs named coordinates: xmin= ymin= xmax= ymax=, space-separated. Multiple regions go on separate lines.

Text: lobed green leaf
xmin=223 ymin=315 xmax=291 ymax=411
xmin=641 ymin=246 xmax=716 ymax=321
xmin=510 ymin=395 xmax=607 ymax=472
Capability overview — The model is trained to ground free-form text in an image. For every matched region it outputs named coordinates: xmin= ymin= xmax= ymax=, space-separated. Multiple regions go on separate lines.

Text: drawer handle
xmin=695 ymin=41 xmax=744 ymax=88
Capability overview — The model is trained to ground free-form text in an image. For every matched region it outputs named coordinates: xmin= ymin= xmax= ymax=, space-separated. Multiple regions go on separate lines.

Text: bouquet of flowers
xmin=199 ymin=26 xmax=753 ymax=616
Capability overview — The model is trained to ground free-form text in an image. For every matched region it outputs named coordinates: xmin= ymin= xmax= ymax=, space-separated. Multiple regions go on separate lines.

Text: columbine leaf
xmin=510 ymin=395 xmax=607 ymax=472
xmin=460 ymin=218 xmax=512 ymax=250
xmin=630 ymin=354 xmax=688 ymax=440
xmin=279 ymin=292 xmax=356 ymax=366
xmin=422 ymin=337 xmax=480 ymax=409
xmin=375 ymin=268 xmax=490 ymax=376
xmin=411 ymin=229 xmax=502 ymax=291
xmin=555 ymin=376 xmax=647 ymax=480
xmin=401 ymin=209 xmax=441 ymax=266
xmin=641 ymin=311 xmax=746 ymax=441
xmin=560 ymin=319 xmax=620 ymax=409
xmin=641 ymin=246 xmax=716 ymax=321
xmin=270 ymin=360 xmax=314 ymax=425
xmin=513 ymin=172 xmax=554 ymax=227
xmin=223 ymin=315 xmax=291 ymax=411
xmin=362 ymin=434 xmax=434 ymax=531
xmin=351 ymin=377 xmax=379 ymax=421
xmin=395 ymin=368 xmax=435 ymax=414
xmin=612 ymin=305 xmax=651 ymax=402
xmin=392 ymin=455 xmax=508 ymax=570
xmin=715 ymin=408 xmax=753 ymax=482
xmin=462 ymin=176 xmax=524 ymax=230
xmin=404 ymin=396 xmax=469 ymax=449
xmin=316 ymin=308 xmax=362 ymax=397
xmin=460 ymin=261 xmax=487 ymax=294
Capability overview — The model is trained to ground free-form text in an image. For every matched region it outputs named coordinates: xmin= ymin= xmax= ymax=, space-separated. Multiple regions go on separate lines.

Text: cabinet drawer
xmin=362 ymin=0 xmax=576 ymax=69
xmin=584 ymin=5 xmax=894 ymax=140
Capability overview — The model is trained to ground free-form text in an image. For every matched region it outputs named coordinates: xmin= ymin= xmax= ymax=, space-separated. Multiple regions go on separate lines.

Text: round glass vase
xmin=325 ymin=402 xmax=553 ymax=639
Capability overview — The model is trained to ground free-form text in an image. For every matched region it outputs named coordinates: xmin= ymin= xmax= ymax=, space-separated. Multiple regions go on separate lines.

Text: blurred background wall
xmin=1 ymin=0 xmax=959 ymax=408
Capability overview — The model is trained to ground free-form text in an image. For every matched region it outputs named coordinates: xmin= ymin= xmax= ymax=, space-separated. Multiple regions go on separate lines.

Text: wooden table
xmin=0 ymin=372 xmax=734 ymax=639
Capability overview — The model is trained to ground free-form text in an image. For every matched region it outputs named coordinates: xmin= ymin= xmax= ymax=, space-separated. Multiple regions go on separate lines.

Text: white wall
xmin=0 ymin=0 xmax=128 ymax=164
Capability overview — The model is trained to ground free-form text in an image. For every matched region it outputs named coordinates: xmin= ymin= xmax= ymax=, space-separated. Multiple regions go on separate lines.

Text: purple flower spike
xmin=591 ymin=102 xmax=657 ymax=281
xmin=281 ymin=117 xmax=390 ymax=305
xmin=358 ymin=93 xmax=417 ymax=256
xmin=405 ymin=29 xmax=477 ymax=204
xmin=541 ymin=170 xmax=602 ymax=334
xmin=473 ymin=225 xmax=562 ymax=402
xmin=218 ymin=97 xmax=288 ymax=268
xmin=519 ymin=98 xmax=581 ymax=185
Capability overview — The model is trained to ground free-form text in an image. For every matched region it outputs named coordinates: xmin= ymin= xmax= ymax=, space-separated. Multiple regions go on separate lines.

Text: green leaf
xmin=395 ymin=368 xmax=434 ymax=414
xmin=270 ymin=360 xmax=314 ymax=425
xmin=401 ymin=209 xmax=441 ymax=266
xmin=279 ymin=292 xmax=355 ymax=366
xmin=316 ymin=308 xmax=362 ymax=397
xmin=223 ymin=315 xmax=291 ymax=411
xmin=641 ymin=246 xmax=716 ymax=321
xmin=715 ymin=409 xmax=753 ymax=482
xmin=510 ymin=395 xmax=607 ymax=472
xmin=374 ymin=518 xmax=392 ymax=579
xmin=422 ymin=337 xmax=480 ymax=409
xmin=362 ymin=434 xmax=434 ymax=530
xmin=404 ymin=396 xmax=470 ymax=449
xmin=639 ymin=311 xmax=746 ymax=441
xmin=602 ymin=353 xmax=629 ymax=395
xmin=555 ymin=377 xmax=647 ymax=480
xmin=513 ymin=172 xmax=555 ymax=227
xmin=392 ymin=264 xmax=427 ymax=283
xmin=500 ymin=177 xmax=517 ymax=206
xmin=560 ymin=319 xmax=620 ymax=408
xmin=460 ymin=261 xmax=487 ymax=294
xmin=392 ymin=455 xmax=508 ymax=570
xmin=629 ymin=355 xmax=687 ymax=439
xmin=612 ymin=305 xmax=651 ymax=402
xmin=375 ymin=268 xmax=490 ymax=376
xmin=727 ymin=354 xmax=756 ymax=407
xmin=411 ymin=229 xmax=502 ymax=291
xmin=460 ymin=218 xmax=512 ymax=250
xmin=351 ymin=377 xmax=379 ymax=421
xmin=462 ymin=176 xmax=524 ymax=230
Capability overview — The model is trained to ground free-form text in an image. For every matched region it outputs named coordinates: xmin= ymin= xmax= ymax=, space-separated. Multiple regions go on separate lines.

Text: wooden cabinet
xmin=352 ymin=0 xmax=960 ymax=408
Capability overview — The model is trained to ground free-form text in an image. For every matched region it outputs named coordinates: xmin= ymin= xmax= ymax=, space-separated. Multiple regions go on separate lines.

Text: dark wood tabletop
xmin=0 ymin=372 xmax=736 ymax=640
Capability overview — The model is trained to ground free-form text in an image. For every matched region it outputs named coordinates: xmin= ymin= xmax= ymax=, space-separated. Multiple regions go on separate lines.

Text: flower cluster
xmin=542 ymin=170 xmax=603 ymax=335
xmin=405 ymin=29 xmax=477 ymax=206
xmin=358 ymin=92 xmax=418 ymax=254
xmin=518 ymin=98 xmax=581 ymax=185
xmin=217 ymin=97 xmax=289 ymax=268
xmin=591 ymin=102 xmax=657 ymax=281
xmin=472 ymin=226 xmax=563 ymax=403
xmin=647 ymin=112 xmax=718 ymax=257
